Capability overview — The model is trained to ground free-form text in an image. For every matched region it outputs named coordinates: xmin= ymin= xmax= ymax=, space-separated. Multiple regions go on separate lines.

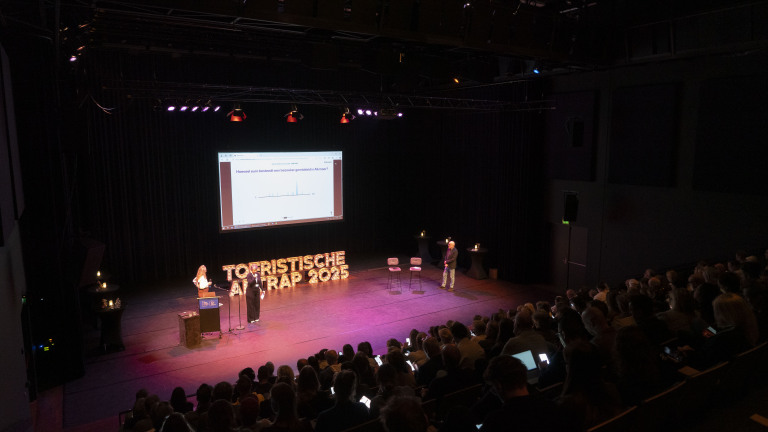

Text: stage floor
xmin=65 ymin=256 xmax=557 ymax=428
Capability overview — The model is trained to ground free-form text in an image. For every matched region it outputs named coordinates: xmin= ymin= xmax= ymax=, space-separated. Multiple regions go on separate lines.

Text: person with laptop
xmin=479 ymin=355 xmax=575 ymax=432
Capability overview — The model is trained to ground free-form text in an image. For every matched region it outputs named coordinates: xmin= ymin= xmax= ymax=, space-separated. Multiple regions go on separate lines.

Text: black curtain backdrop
xmin=73 ymin=54 xmax=546 ymax=285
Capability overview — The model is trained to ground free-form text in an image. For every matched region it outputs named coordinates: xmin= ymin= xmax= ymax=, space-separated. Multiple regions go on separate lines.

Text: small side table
xmin=98 ymin=306 xmax=125 ymax=352
xmin=414 ymin=234 xmax=432 ymax=263
xmin=466 ymin=247 xmax=489 ymax=280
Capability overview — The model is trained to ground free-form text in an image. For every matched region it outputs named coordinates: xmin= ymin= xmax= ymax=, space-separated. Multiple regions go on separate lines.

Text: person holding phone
xmin=479 ymin=355 xmax=574 ymax=432
xmin=440 ymin=241 xmax=458 ymax=292
xmin=314 ymin=370 xmax=369 ymax=432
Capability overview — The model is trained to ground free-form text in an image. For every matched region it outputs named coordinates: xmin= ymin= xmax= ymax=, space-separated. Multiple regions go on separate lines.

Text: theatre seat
xmin=387 ymin=258 xmax=401 ymax=291
xmin=409 ymin=257 xmax=422 ymax=291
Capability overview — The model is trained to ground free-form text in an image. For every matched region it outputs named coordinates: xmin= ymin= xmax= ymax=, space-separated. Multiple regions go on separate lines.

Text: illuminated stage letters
xmin=222 ymin=251 xmax=348 ymax=291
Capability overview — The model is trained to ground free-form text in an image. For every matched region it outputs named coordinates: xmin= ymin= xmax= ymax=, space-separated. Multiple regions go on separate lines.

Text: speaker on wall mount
xmin=563 ymin=192 xmax=579 ymax=223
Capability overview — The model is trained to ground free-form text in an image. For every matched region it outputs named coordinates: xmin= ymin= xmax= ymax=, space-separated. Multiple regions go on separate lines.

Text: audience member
xmin=254 ymin=366 xmax=273 ymax=395
xmin=537 ymin=308 xmax=589 ymax=388
xmin=480 ymin=355 xmax=574 ymax=432
xmin=318 ymin=350 xmax=340 ymax=391
xmin=688 ymin=292 xmax=759 ymax=369
xmin=612 ymin=326 xmax=664 ymax=406
xmin=295 ymin=365 xmax=333 ymax=421
xmin=207 ymin=399 xmax=236 ymax=432
xmin=407 ymin=332 xmax=429 ymax=367
xmin=239 ymin=396 xmax=269 ymax=432
xmin=386 ymin=349 xmax=417 ymax=388
xmin=629 ymin=294 xmax=672 ymax=346
xmin=451 ymin=321 xmax=485 ymax=371
xmin=416 ymin=337 xmax=444 ymax=387
xmin=500 ymin=309 xmax=552 ymax=359
xmin=423 ymin=344 xmax=476 ymax=402
xmin=262 ymin=382 xmax=312 ymax=432
xmin=170 ymin=386 xmax=193 ymax=414
xmin=557 ymin=341 xmax=622 ymax=430
xmin=380 ymin=395 xmax=434 ymax=432
xmin=581 ymin=306 xmax=616 ymax=365
xmin=314 ymin=370 xmax=370 ymax=432
xmin=160 ymin=412 xmax=195 ymax=432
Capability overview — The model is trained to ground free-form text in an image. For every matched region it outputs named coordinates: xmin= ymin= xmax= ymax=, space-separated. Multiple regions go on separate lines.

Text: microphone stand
xmin=212 ymin=283 xmax=233 ymax=333
xmin=236 ymin=293 xmax=245 ymax=330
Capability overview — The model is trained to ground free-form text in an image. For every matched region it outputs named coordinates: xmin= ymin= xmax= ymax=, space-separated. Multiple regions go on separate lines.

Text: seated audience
xmin=295 ymin=365 xmax=333 ymax=421
xmin=314 ymin=370 xmax=370 ymax=432
xmin=629 ymin=294 xmax=672 ymax=346
xmin=557 ymin=341 xmax=622 ymax=430
xmin=386 ymin=349 xmax=417 ymax=388
xmin=480 ymin=356 xmax=575 ymax=432
xmin=318 ymin=350 xmax=340 ymax=391
xmin=537 ymin=308 xmax=589 ymax=388
xmin=262 ymin=382 xmax=312 ymax=432
xmin=254 ymin=366 xmax=273 ymax=395
xmin=500 ymin=309 xmax=552 ymax=359
xmin=612 ymin=326 xmax=665 ymax=407
xmin=239 ymin=397 xmax=269 ymax=432
xmin=451 ymin=321 xmax=485 ymax=371
xmin=423 ymin=344 xmax=476 ymax=402
xmin=207 ymin=399 xmax=236 ymax=432
xmin=416 ymin=337 xmax=444 ymax=387
xmin=687 ymin=292 xmax=759 ymax=369
xmin=170 ymin=386 xmax=193 ymax=414
xmin=160 ymin=412 xmax=195 ymax=432
xmin=380 ymin=395 xmax=434 ymax=432
xmin=581 ymin=307 xmax=616 ymax=365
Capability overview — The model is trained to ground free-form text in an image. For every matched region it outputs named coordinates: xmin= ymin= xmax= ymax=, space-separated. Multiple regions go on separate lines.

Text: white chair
xmin=409 ymin=257 xmax=422 ymax=291
xmin=387 ymin=258 xmax=401 ymax=291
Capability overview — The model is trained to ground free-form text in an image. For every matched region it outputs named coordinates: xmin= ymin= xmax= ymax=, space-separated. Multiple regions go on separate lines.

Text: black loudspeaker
xmin=563 ymin=192 xmax=579 ymax=222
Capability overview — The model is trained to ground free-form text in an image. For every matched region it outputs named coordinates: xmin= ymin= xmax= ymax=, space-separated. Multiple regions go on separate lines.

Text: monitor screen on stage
xmin=218 ymin=151 xmax=343 ymax=231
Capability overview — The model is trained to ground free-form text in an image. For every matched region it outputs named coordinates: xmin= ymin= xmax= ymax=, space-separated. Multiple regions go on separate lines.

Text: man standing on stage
xmin=246 ymin=266 xmax=265 ymax=323
xmin=441 ymin=241 xmax=458 ymax=292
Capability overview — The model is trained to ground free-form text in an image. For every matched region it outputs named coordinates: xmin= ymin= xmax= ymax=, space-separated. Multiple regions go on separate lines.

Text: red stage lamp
xmin=284 ymin=105 xmax=303 ymax=123
xmin=227 ymin=104 xmax=246 ymax=122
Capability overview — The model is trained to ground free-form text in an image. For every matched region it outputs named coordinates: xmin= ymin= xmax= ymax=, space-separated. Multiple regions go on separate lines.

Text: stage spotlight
xmin=365 ymin=109 xmax=372 ymax=116
xmin=214 ymin=106 xmax=221 ymax=112
xmin=357 ymin=108 xmax=364 ymax=115
xmin=285 ymin=105 xmax=303 ymax=123
xmin=201 ymin=106 xmax=210 ymax=112
xmin=180 ymin=105 xmax=188 ymax=112
xmin=167 ymin=105 xmax=176 ymax=112
xmin=533 ymin=67 xmax=540 ymax=74
xmin=340 ymin=108 xmax=355 ymax=124
xmin=191 ymin=106 xmax=199 ymax=112
xmin=453 ymin=77 xmax=460 ymax=83
xmin=227 ymin=104 xmax=246 ymax=122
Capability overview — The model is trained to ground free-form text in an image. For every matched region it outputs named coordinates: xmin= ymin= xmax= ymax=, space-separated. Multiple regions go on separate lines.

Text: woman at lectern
xmin=193 ymin=265 xmax=211 ymax=296
xmin=246 ymin=267 xmax=264 ymax=323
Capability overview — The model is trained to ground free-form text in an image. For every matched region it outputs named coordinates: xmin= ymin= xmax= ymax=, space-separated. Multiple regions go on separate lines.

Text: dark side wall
xmin=544 ymin=50 xmax=768 ymax=289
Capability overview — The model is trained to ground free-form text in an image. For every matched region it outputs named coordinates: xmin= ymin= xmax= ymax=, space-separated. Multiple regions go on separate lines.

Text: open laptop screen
xmin=511 ymin=350 xmax=538 ymax=371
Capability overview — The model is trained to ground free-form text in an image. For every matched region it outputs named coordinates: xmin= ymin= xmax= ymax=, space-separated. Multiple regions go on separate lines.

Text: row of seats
xmin=588 ymin=340 xmax=768 ymax=432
